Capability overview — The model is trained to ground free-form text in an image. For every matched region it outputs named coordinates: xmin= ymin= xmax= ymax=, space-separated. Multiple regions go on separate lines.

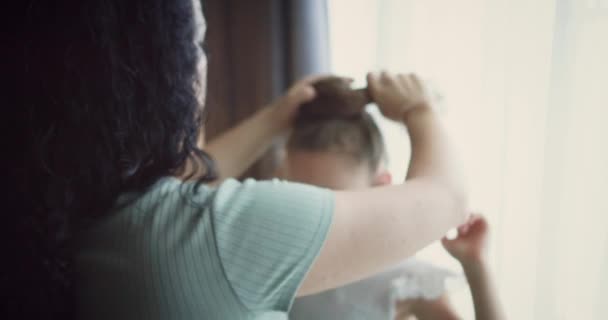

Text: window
xmin=328 ymin=1 xmax=608 ymax=319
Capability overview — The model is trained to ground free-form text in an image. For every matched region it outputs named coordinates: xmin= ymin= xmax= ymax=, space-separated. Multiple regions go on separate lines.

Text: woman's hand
xmin=442 ymin=214 xmax=489 ymax=266
xmin=269 ymin=76 xmax=324 ymax=132
xmin=366 ymin=71 xmax=434 ymax=122
xmin=201 ymin=75 xmax=327 ymax=182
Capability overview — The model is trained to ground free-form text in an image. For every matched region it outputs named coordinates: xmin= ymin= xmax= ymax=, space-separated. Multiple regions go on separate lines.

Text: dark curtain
xmin=202 ymin=0 xmax=330 ymax=179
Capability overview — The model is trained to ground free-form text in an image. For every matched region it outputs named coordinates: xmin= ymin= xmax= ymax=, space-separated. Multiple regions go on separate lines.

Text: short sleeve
xmin=209 ymin=178 xmax=334 ymax=312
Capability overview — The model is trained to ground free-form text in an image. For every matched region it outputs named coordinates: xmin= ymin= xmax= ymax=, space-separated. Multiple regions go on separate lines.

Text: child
xmin=280 ymin=112 xmax=504 ymax=320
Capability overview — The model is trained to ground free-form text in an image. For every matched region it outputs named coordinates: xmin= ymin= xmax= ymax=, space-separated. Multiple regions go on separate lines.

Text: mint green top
xmin=75 ymin=177 xmax=334 ymax=320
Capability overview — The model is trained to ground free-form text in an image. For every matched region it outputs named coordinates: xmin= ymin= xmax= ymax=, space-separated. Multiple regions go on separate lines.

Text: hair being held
xmin=289 ymin=76 xmax=385 ymax=171
xmin=4 ymin=0 xmax=214 ymax=317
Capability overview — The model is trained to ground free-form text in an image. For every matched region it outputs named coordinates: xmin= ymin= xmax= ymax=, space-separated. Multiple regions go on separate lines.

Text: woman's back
xmin=7 ymin=0 xmax=468 ymax=317
xmin=75 ymin=177 xmax=333 ymax=319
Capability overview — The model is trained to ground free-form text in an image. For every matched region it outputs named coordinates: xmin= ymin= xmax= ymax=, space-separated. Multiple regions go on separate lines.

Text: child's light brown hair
xmin=287 ymin=113 xmax=386 ymax=172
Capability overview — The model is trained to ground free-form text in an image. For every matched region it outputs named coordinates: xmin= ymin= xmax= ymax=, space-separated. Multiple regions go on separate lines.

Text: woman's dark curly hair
xmin=3 ymin=0 xmax=215 ymax=318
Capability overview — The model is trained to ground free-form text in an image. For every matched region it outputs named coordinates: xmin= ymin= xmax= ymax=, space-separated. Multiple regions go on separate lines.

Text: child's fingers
xmin=459 ymin=224 xmax=470 ymax=235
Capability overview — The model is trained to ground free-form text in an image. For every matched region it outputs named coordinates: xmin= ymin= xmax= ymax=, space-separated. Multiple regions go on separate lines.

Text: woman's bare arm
xmin=204 ymin=106 xmax=286 ymax=182
xmin=199 ymin=78 xmax=318 ymax=182
xmin=299 ymin=72 xmax=467 ymax=295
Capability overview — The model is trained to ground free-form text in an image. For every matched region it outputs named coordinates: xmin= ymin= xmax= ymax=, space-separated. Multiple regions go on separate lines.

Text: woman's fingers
xmin=295 ymin=74 xmax=335 ymax=87
xmin=380 ymin=70 xmax=394 ymax=85
xmin=289 ymin=85 xmax=316 ymax=104
xmin=284 ymin=81 xmax=317 ymax=107
xmin=366 ymin=71 xmax=380 ymax=87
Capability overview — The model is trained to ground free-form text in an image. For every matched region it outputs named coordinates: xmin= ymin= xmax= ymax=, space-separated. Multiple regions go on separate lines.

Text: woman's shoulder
xmin=209 ymin=178 xmax=336 ymax=312
xmin=212 ymin=177 xmax=330 ymax=206
xmin=209 ymin=178 xmax=335 ymax=229
xmin=113 ymin=176 xmax=334 ymax=233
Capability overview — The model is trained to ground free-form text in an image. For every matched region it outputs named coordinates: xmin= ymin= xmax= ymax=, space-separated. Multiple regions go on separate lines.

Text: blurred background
xmin=203 ymin=0 xmax=608 ymax=319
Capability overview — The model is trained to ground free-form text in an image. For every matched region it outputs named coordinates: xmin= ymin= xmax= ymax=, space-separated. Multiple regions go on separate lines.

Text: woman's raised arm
xmin=202 ymin=77 xmax=322 ymax=182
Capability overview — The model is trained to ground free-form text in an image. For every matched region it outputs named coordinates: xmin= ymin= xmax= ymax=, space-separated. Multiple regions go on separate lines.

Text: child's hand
xmin=441 ymin=214 xmax=489 ymax=266
xmin=366 ymin=71 xmax=433 ymax=122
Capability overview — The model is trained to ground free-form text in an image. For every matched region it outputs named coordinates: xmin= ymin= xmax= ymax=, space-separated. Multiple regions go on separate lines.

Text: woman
xmin=6 ymin=0 xmax=467 ymax=319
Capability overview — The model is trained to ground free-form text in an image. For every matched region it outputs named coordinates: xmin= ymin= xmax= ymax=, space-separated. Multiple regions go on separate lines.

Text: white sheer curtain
xmin=328 ymin=0 xmax=608 ymax=319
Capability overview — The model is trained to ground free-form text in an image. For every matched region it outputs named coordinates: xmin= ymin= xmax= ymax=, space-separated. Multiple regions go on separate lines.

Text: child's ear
xmin=372 ymin=170 xmax=392 ymax=186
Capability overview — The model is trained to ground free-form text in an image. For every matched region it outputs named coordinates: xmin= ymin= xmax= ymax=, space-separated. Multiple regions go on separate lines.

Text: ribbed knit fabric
xmin=75 ymin=177 xmax=334 ymax=320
